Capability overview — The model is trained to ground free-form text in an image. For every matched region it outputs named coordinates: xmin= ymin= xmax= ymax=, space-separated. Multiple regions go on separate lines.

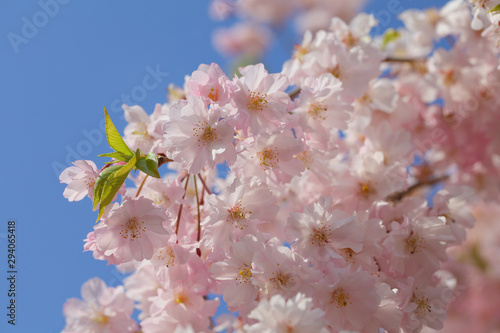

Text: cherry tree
xmin=60 ymin=1 xmax=500 ymax=332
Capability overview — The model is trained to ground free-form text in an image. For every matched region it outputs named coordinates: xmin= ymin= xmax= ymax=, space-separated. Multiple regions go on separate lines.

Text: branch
xmin=175 ymin=175 xmax=190 ymax=236
xmin=198 ymin=174 xmax=212 ymax=195
xmin=288 ymin=87 xmax=301 ymax=100
xmin=157 ymin=153 xmax=173 ymax=168
xmin=135 ymin=175 xmax=149 ymax=197
xmin=385 ymin=175 xmax=449 ymax=203
xmin=194 ymin=176 xmax=202 ymax=257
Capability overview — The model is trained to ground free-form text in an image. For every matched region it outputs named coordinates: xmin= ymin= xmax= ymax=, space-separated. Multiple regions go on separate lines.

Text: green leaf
xmin=489 ymin=4 xmax=500 ymax=13
xmin=136 ymin=152 xmax=161 ymax=178
xmin=93 ymin=165 xmax=122 ymax=210
xmin=98 ymin=151 xmax=131 ymax=162
xmin=382 ymin=29 xmax=401 ymax=51
xmin=104 ymin=107 xmax=133 ymax=157
xmin=96 ymin=154 xmax=137 ymax=221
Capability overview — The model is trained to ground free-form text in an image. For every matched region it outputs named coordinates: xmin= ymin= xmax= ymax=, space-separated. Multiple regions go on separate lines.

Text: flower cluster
xmin=209 ymin=0 xmax=367 ymax=60
xmin=60 ymin=1 xmax=500 ymax=332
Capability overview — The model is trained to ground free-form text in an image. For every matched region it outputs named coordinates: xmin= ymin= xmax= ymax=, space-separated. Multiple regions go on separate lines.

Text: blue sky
xmin=0 ymin=0 xmax=448 ymax=331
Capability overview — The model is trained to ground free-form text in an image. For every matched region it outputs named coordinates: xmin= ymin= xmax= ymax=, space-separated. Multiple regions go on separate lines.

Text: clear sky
xmin=0 ymin=0 xmax=448 ymax=332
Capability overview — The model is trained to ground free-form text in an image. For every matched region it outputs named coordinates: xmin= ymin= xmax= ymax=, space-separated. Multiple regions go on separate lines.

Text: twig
xmin=135 ymin=175 xmax=149 ymax=197
xmin=175 ymin=175 xmax=190 ymax=236
xmin=197 ymin=174 xmax=212 ymax=195
xmin=288 ymin=87 xmax=301 ymax=100
xmin=385 ymin=175 xmax=449 ymax=203
xmin=194 ymin=176 xmax=202 ymax=257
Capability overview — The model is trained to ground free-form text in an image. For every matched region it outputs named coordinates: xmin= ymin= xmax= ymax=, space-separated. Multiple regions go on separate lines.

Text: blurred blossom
xmin=212 ymin=23 xmax=271 ymax=58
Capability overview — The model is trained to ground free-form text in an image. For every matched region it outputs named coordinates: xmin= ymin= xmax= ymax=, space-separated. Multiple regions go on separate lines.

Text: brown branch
xmin=385 ymin=175 xmax=449 ymax=203
xmin=157 ymin=153 xmax=173 ymax=168
xmin=194 ymin=175 xmax=202 ymax=257
xmin=198 ymin=174 xmax=212 ymax=196
xmin=288 ymin=87 xmax=301 ymax=100
xmin=175 ymin=175 xmax=190 ymax=236
xmin=383 ymin=57 xmax=424 ymax=63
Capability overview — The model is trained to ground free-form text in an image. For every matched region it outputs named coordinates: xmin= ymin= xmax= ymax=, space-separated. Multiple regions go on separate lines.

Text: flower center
xmin=294 ymin=150 xmax=313 ymax=169
xmin=342 ymin=32 xmax=358 ymax=48
xmin=120 ymin=217 xmax=146 ymax=241
xmin=440 ymin=69 xmax=456 ymax=86
xmin=293 ymin=44 xmax=309 ymax=61
xmin=308 ymin=102 xmax=327 ymax=120
xmin=358 ymin=181 xmax=376 ymax=199
xmin=193 ymin=121 xmax=218 ymax=146
xmin=331 ymin=288 xmax=351 ymax=308
xmin=208 ymin=88 xmax=219 ymax=102
xmin=257 ymin=147 xmax=279 ymax=168
xmin=329 ymin=65 xmax=342 ymax=79
xmin=84 ymin=176 xmax=95 ymax=190
xmin=473 ymin=0 xmax=488 ymax=9
xmin=227 ymin=201 xmax=252 ymax=230
xmin=93 ymin=313 xmax=109 ymax=325
xmin=405 ymin=231 xmax=424 ymax=254
xmin=176 ymin=291 xmax=188 ymax=304
xmin=157 ymin=246 xmax=176 ymax=267
xmin=310 ymin=225 xmax=332 ymax=247
xmin=238 ymin=265 xmax=252 ymax=283
xmin=270 ymin=271 xmax=292 ymax=290
xmin=248 ymin=90 xmax=268 ymax=111
xmin=339 ymin=248 xmax=357 ymax=264
xmin=413 ymin=295 xmax=431 ymax=316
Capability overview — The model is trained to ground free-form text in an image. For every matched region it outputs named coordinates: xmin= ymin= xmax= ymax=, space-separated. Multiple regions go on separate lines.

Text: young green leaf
xmin=136 ymin=152 xmax=161 ymax=178
xmin=95 ymin=154 xmax=137 ymax=221
xmin=98 ymin=151 xmax=131 ymax=163
xmin=489 ymin=4 xmax=500 ymax=13
xmin=93 ymin=165 xmax=122 ymax=210
xmin=145 ymin=152 xmax=159 ymax=172
xmin=382 ymin=29 xmax=401 ymax=51
xmin=104 ymin=107 xmax=134 ymax=157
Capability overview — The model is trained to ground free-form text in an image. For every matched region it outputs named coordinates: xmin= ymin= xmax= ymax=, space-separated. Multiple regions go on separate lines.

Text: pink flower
xmin=123 ymin=104 xmax=156 ymax=153
xmin=293 ymin=74 xmax=352 ymax=139
xmin=236 ymin=0 xmax=294 ymax=24
xmin=204 ymin=177 xmax=279 ymax=246
xmin=316 ymin=266 xmax=381 ymax=332
xmin=94 ymin=197 xmax=172 ymax=264
xmin=123 ymin=262 xmax=162 ymax=320
xmin=230 ymin=63 xmax=291 ymax=135
xmin=213 ymin=22 xmax=271 ymax=58
xmin=252 ymin=241 xmax=317 ymax=299
xmin=233 ymin=130 xmax=305 ymax=184
xmin=62 ymin=277 xmax=138 ymax=333
xmin=187 ymin=63 xmax=236 ymax=107
xmin=287 ymin=197 xmax=361 ymax=262
xmin=244 ymin=293 xmax=329 ymax=333
xmin=210 ymin=235 xmax=264 ymax=314
xmin=382 ymin=216 xmax=456 ymax=279
xmin=163 ymin=96 xmax=236 ymax=174
xmin=142 ymin=257 xmax=219 ymax=332
xmin=60 ymin=160 xmax=99 ymax=201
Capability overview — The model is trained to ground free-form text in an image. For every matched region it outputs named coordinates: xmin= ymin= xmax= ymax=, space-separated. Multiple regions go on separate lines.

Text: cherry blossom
xmin=62 ymin=277 xmax=138 ymax=333
xmin=94 ymin=197 xmax=172 ymax=264
xmin=60 ymin=160 xmax=99 ymax=201
xmin=60 ymin=1 xmax=500 ymax=331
